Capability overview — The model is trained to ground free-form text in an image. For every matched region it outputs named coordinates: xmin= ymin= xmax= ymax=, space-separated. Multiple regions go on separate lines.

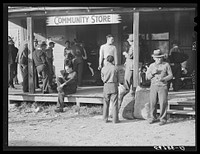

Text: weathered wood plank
xmin=8 ymin=94 xmax=103 ymax=104
xmin=157 ymin=109 xmax=195 ymax=115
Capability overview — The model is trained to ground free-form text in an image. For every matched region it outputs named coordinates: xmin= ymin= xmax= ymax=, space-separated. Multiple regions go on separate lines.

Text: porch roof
xmin=8 ymin=6 xmax=196 ymax=18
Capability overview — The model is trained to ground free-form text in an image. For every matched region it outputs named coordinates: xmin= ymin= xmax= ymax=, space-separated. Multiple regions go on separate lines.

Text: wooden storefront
xmin=8 ymin=6 xmax=196 ymax=93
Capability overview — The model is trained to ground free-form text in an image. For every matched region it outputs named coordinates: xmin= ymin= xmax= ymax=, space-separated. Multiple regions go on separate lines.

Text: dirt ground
xmin=8 ymin=102 xmax=196 ymax=148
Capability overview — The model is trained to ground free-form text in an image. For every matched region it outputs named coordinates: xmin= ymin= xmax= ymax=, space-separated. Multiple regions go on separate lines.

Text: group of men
xmin=52 ymin=33 xmax=188 ymax=126
xmin=9 ymin=33 xmax=188 ymax=126
xmin=19 ymin=41 xmax=55 ymax=93
xmin=32 ymin=41 xmax=55 ymax=94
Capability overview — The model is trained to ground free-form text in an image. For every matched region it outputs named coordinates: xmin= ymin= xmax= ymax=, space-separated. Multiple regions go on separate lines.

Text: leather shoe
xmin=148 ymin=119 xmax=158 ymax=124
xmin=113 ymin=120 xmax=120 ymax=124
xmin=43 ymin=91 xmax=49 ymax=94
xmin=159 ymin=121 xmax=166 ymax=126
xmin=54 ymin=108 xmax=64 ymax=113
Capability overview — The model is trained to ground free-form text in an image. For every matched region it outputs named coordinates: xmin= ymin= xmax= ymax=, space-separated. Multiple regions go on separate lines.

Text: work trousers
xmin=47 ymin=59 xmax=54 ymax=87
xmin=73 ymin=58 xmax=84 ymax=86
xmin=168 ymin=63 xmax=182 ymax=91
xmin=149 ymin=84 xmax=168 ymax=122
xmin=33 ymin=64 xmax=40 ymax=89
xmin=20 ymin=65 xmax=28 ymax=92
xmin=8 ymin=63 xmax=15 ymax=87
xmin=124 ymin=66 xmax=133 ymax=91
xmin=13 ymin=63 xmax=18 ymax=84
xmin=36 ymin=64 xmax=49 ymax=93
xmin=56 ymin=77 xmax=76 ymax=109
xmin=103 ymin=92 xmax=119 ymax=123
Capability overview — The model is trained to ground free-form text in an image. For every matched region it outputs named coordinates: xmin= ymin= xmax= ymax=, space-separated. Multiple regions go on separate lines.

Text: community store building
xmin=8 ymin=6 xmax=196 ymax=93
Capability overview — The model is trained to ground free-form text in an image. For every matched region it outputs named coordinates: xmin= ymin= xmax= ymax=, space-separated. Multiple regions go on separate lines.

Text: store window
xmin=142 ymin=32 xmax=170 ymax=64
xmin=150 ymin=32 xmax=169 ymax=55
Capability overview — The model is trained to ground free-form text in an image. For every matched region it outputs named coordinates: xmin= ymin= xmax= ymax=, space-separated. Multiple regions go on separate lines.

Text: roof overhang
xmin=8 ymin=6 xmax=196 ymax=18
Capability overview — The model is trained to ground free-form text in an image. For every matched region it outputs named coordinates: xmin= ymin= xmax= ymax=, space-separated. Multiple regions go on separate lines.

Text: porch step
xmin=157 ymin=109 xmax=195 ymax=115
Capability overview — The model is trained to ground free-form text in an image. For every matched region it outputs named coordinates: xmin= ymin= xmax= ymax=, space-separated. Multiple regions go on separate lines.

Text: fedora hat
xmin=38 ymin=41 xmax=47 ymax=47
xmin=152 ymin=49 xmax=165 ymax=58
xmin=127 ymin=34 xmax=134 ymax=42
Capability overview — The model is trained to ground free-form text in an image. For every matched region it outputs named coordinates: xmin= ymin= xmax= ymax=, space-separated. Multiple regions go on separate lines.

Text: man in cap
xmin=32 ymin=41 xmax=49 ymax=94
xmin=118 ymin=34 xmax=134 ymax=108
xmin=146 ymin=49 xmax=173 ymax=126
xmin=45 ymin=42 xmax=55 ymax=88
xmin=123 ymin=34 xmax=134 ymax=91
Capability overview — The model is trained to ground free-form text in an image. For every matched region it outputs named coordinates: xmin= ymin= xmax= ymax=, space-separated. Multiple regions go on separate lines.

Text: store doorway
xmin=75 ymin=25 xmax=111 ymax=85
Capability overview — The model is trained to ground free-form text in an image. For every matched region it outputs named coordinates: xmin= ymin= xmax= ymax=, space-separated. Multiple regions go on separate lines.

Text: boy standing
xmin=101 ymin=55 xmax=119 ymax=123
xmin=146 ymin=49 xmax=173 ymax=126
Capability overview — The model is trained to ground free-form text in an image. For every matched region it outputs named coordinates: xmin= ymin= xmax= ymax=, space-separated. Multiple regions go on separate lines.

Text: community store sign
xmin=46 ymin=14 xmax=121 ymax=26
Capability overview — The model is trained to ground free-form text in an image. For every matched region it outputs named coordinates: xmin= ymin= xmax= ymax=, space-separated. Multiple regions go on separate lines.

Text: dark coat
xmin=8 ymin=44 xmax=18 ymax=64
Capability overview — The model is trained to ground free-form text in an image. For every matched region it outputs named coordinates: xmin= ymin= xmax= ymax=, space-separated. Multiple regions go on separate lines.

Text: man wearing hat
xmin=45 ymin=42 xmax=55 ymax=88
xmin=118 ymin=34 xmax=134 ymax=107
xmin=8 ymin=37 xmax=18 ymax=89
xmin=123 ymin=34 xmax=134 ymax=91
xmin=33 ymin=41 xmax=49 ymax=94
xmin=146 ymin=49 xmax=173 ymax=126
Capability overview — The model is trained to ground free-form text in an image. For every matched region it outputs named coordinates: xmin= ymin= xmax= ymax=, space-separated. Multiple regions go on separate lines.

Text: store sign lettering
xmin=47 ymin=14 xmax=121 ymax=26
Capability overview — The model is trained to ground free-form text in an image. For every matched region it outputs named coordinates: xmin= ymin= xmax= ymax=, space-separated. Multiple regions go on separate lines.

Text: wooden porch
xmin=8 ymin=85 xmax=195 ymax=116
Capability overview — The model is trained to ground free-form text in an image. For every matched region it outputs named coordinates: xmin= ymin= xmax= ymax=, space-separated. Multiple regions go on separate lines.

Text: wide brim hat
xmin=152 ymin=49 xmax=165 ymax=58
xmin=127 ymin=34 xmax=134 ymax=42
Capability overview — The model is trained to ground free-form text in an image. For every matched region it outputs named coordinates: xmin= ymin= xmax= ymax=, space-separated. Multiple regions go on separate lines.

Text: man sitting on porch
xmin=55 ymin=60 xmax=78 ymax=113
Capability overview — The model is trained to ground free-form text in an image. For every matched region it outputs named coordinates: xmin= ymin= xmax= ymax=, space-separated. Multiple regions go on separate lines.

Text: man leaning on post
xmin=32 ymin=41 xmax=49 ymax=94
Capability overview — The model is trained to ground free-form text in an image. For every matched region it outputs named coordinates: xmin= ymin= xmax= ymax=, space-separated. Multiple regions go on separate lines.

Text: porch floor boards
xmin=8 ymin=85 xmax=195 ymax=105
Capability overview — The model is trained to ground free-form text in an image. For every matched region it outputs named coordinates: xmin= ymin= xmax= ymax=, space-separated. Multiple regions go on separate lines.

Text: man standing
xmin=98 ymin=34 xmax=118 ymax=70
xmin=19 ymin=43 xmax=29 ymax=92
xmin=146 ymin=49 xmax=173 ymax=126
xmin=168 ymin=40 xmax=188 ymax=91
xmin=118 ymin=34 xmax=134 ymax=108
xmin=45 ymin=42 xmax=55 ymax=88
xmin=101 ymin=55 xmax=119 ymax=123
xmin=71 ymin=39 xmax=84 ymax=86
xmin=55 ymin=60 xmax=77 ymax=113
xmin=8 ymin=37 xmax=18 ymax=89
xmin=123 ymin=34 xmax=134 ymax=91
xmin=33 ymin=41 xmax=49 ymax=94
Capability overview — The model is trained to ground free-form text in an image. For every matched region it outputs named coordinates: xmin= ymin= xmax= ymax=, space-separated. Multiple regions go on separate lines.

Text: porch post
xmin=133 ymin=11 xmax=140 ymax=89
xmin=27 ymin=16 xmax=35 ymax=93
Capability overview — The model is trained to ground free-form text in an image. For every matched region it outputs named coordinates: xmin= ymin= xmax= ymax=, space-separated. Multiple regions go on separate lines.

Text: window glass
xmin=151 ymin=32 xmax=169 ymax=40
